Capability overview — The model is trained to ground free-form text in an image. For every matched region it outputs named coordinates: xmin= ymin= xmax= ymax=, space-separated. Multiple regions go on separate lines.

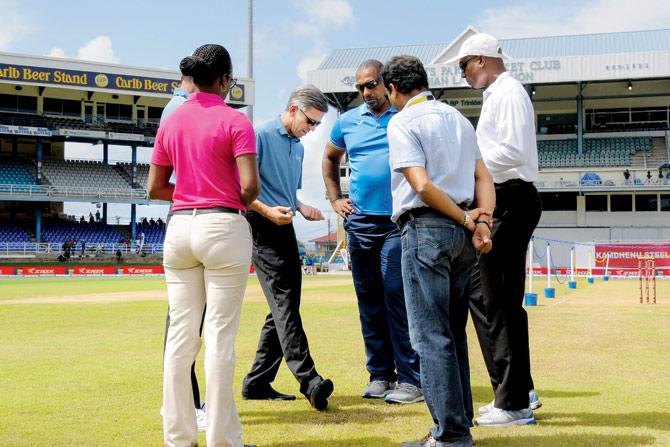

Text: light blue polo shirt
xmin=329 ymin=103 xmax=396 ymax=215
xmin=160 ymin=88 xmax=189 ymax=123
xmin=256 ymin=116 xmax=303 ymax=213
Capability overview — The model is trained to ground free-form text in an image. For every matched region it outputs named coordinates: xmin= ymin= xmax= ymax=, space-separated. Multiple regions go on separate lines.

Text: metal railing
xmin=0 ymin=183 xmax=148 ymax=200
xmin=0 ymin=242 xmax=164 ymax=256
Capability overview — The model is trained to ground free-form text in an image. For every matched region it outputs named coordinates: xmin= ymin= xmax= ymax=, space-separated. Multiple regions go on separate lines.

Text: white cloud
xmin=295 ymin=0 xmax=355 ymax=29
xmin=47 ymin=47 xmax=66 ymax=58
xmin=477 ymin=0 xmax=670 ymax=38
xmin=0 ymin=0 xmax=34 ymax=50
xmin=76 ymin=35 xmax=120 ymax=64
xmin=255 ymin=26 xmax=291 ymax=59
xmin=297 ymin=51 xmax=327 ymax=83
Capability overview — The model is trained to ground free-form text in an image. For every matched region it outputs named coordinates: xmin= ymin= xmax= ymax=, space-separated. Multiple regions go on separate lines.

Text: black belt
xmin=172 ymin=206 xmax=243 ymax=216
xmin=396 ymin=203 xmax=468 ymax=229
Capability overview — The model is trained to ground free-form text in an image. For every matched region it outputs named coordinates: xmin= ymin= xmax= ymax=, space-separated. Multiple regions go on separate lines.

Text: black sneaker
xmin=242 ymin=385 xmax=296 ymax=401
xmin=309 ymin=378 xmax=334 ymax=411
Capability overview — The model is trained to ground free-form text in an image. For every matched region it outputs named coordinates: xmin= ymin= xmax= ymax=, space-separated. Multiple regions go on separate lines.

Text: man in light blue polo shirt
xmin=382 ymin=55 xmax=495 ymax=447
xmin=242 ymin=85 xmax=335 ymax=412
xmin=160 ymin=76 xmax=194 ymax=122
xmin=323 ymin=59 xmax=422 ymax=404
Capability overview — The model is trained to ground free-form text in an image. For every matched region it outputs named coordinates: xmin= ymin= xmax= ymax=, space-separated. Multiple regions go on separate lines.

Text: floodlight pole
xmin=246 ymin=0 xmax=254 ymax=122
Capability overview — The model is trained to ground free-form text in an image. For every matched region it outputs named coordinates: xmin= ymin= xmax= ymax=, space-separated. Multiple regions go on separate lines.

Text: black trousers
xmin=242 ymin=212 xmax=320 ymax=397
xmin=469 ymin=180 xmax=542 ymax=411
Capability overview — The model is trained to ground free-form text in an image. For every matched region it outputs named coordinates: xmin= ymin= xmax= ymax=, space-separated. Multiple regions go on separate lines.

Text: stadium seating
xmin=0 ymin=158 xmax=37 ymax=185
xmin=537 ymin=137 xmax=653 ymax=168
xmin=0 ymin=223 xmax=32 ymax=243
xmin=40 ymin=221 xmax=125 ymax=246
xmin=136 ymin=222 xmax=165 ymax=244
xmin=41 ymin=159 xmax=133 ymax=190
xmin=117 ymin=162 xmax=150 ymax=187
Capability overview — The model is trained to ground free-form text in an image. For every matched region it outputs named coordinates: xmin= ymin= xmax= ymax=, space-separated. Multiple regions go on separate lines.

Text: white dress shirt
xmin=476 ymin=72 xmax=539 ymax=184
xmin=388 ymin=91 xmax=481 ymax=222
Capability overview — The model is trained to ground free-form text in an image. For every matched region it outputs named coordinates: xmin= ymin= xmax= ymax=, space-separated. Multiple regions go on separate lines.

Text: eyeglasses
xmin=459 ymin=56 xmax=479 ymax=72
xmin=228 ymin=77 xmax=238 ymax=89
xmin=299 ymin=107 xmax=321 ymax=127
xmin=354 ymin=79 xmax=381 ymax=93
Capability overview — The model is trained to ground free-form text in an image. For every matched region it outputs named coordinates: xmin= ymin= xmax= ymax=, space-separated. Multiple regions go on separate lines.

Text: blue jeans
xmin=400 ymin=211 xmax=475 ymax=442
xmin=345 ymin=213 xmax=420 ymax=386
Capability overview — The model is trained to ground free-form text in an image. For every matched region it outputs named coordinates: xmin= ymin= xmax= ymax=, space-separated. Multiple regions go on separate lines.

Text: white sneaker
xmin=529 ymin=389 xmax=542 ymax=410
xmin=478 ymin=400 xmax=495 ymax=416
xmin=479 ymin=390 xmax=542 ymax=415
xmin=475 ymin=407 xmax=536 ymax=427
xmin=384 ymin=383 xmax=424 ymax=404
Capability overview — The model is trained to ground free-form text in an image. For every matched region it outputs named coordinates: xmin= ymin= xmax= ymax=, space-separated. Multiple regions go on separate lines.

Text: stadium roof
xmin=318 ymin=27 xmax=670 ymax=69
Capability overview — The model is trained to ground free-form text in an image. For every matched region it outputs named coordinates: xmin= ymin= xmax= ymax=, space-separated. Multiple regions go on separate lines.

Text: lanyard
xmin=405 ymin=94 xmax=435 ymax=109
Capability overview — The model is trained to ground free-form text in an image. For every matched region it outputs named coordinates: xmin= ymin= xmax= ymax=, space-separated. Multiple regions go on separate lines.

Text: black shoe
xmin=242 ymin=385 xmax=296 ymax=401
xmin=309 ymin=378 xmax=334 ymax=411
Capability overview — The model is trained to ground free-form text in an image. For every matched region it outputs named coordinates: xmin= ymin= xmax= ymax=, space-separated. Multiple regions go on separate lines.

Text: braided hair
xmin=179 ymin=44 xmax=232 ymax=87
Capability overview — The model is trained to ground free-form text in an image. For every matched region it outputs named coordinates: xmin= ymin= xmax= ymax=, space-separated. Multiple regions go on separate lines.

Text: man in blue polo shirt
xmin=323 ymin=59 xmax=422 ymax=404
xmin=242 ymin=85 xmax=335 ymax=412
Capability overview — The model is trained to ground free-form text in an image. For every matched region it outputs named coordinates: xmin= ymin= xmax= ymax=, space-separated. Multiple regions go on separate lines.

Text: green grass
xmin=0 ymin=275 xmax=668 ymax=446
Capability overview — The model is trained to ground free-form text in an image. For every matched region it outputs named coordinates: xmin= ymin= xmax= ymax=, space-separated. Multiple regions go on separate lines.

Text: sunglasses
xmin=354 ymin=79 xmax=381 ymax=93
xmin=459 ymin=56 xmax=479 ymax=72
xmin=299 ymin=108 xmax=321 ymax=127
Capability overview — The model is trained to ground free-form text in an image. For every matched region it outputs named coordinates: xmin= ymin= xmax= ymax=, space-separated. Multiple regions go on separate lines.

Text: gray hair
xmin=285 ymin=84 xmax=329 ymax=113
xmin=357 ymin=59 xmax=383 ymax=75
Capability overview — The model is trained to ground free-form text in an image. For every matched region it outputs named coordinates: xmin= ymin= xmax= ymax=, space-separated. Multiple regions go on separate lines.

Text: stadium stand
xmin=537 ymin=137 xmax=653 ymax=168
xmin=40 ymin=220 xmax=124 ymax=246
xmin=0 ymin=223 xmax=32 ymax=243
xmin=0 ymin=158 xmax=37 ymax=185
xmin=136 ymin=222 xmax=166 ymax=244
xmin=117 ymin=162 xmax=150 ymax=187
xmin=41 ymin=160 xmax=133 ymax=190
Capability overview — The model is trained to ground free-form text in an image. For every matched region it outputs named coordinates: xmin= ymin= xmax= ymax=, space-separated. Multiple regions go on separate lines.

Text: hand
xmin=298 ymin=203 xmax=325 ymax=221
xmin=472 ymin=224 xmax=493 ymax=254
xmin=468 ymin=207 xmax=492 ymax=223
xmin=331 ymin=198 xmax=353 ymax=219
xmin=268 ymin=206 xmax=294 ymax=225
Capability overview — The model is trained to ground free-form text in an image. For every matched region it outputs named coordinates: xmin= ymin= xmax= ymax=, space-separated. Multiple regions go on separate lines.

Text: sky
xmin=2 ymin=0 xmax=669 ymax=243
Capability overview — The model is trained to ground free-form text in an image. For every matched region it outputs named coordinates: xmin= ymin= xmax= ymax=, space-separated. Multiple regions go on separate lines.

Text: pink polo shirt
xmin=151 ymin=92 xmax=256 ymax=211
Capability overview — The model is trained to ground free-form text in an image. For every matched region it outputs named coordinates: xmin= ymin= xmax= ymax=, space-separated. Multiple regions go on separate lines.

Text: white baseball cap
xmin=445 ymin=33 xmax=508 ymax=66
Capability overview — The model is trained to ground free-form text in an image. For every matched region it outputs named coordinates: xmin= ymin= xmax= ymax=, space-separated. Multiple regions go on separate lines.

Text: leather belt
xmin=171 ymin=206 xmax=243 ymax=216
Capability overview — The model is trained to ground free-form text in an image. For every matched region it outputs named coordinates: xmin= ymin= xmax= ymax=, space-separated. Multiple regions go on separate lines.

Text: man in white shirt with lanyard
xmin=383 ymin=54 xmax=495 ymax=447
xmin=448 ymin=33 xmax=542 ymax=427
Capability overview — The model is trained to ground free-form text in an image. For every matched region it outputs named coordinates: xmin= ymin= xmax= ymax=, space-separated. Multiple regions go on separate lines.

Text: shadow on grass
xmin=262 ymin=437 xmax=393 ymax=447
xmin=471 ymin=386 xmax=600 ymax=403
xmin=474 ymin=434 xmax=655 ymax=447
xmin=538 ymin=411 xmax=670 ymax=431
xmin=241 ymin=395 xmax=424 ymax=426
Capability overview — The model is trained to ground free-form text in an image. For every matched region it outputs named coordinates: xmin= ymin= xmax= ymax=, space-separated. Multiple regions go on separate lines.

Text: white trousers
xmin=162 ymin=212 xmax=252 ymax=447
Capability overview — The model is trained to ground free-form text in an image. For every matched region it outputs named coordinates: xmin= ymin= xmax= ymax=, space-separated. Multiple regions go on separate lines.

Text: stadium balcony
xmin=0 ymin=110 xmax=49 ymax=128
xmin=42 ymin=159 xmax=133 ymax=190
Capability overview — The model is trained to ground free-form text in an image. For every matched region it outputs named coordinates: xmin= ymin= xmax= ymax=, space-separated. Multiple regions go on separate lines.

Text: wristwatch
xmin=462 ymin=211 xmax=473 ymax=227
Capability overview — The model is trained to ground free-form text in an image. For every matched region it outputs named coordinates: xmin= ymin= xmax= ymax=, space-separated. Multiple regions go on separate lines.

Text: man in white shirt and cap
xmin=447 ymin=33 xmax=542 ymax=427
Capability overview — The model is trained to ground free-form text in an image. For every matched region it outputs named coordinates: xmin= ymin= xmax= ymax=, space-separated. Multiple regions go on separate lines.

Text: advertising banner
xmin=595 ymin=244 xmax=670 ymax=268
xmin=71 ymin=266 xmax=117 ymax=275
xmin=17 ymin=266 xmax=67 ymax=275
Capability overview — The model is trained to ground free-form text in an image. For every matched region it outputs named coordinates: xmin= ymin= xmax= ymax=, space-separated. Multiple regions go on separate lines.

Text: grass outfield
xmin=0 ymin=274 xmax=668 ymax=446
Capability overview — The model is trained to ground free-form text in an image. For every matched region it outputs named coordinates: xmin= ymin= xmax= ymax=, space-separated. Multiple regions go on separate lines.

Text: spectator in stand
xmin=149 ymin=43 xmax=259 ymax=447
xmin=646 ymin=170 xmax=652 ymax=183
xmin=95 ymin=210 xmax=101 ymax=223
xmin=150 ymin=217 xmax=156 ymax=226
xmin=157 ymin=217 xmax=164 ymax=226
xmin=80 ymin=240 xmax=86 ymax=256
xmin=659 ymin=168 xmax=664 ymax=183
xmin=89 ymin=214 xmax=95 ymax=225
xmin=80 ymin=215 xmax=85 ymax=224
xmin=623 ymin=169 xmax=631 ymax=184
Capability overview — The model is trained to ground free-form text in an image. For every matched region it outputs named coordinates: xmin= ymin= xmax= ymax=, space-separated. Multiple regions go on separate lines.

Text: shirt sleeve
xmin=230 ymin=115 xmax=257 ymax=158
xmin=151 ymin=127 xmax=172 ymax=166
xmin=297 ymin=145 xmax=304 ymax=190
xmin=388 ymin=118 xmax=425 ymax=172
xmin=483 ymin=91 xmax=533 ymax=170
xmin=328 ymin=117 xmax=346 ymax=150
xmin=255 ymin=131 xmax=264 ymax=167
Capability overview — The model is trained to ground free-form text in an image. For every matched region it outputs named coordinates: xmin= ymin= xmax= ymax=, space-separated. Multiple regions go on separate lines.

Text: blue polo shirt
xmin=256 ymin=116 xmax=303 ymax=213
xmin=329 ymin=103 xmax=396 ymax=215
xmin=160 ymin=88 xmax=189 ymax=123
